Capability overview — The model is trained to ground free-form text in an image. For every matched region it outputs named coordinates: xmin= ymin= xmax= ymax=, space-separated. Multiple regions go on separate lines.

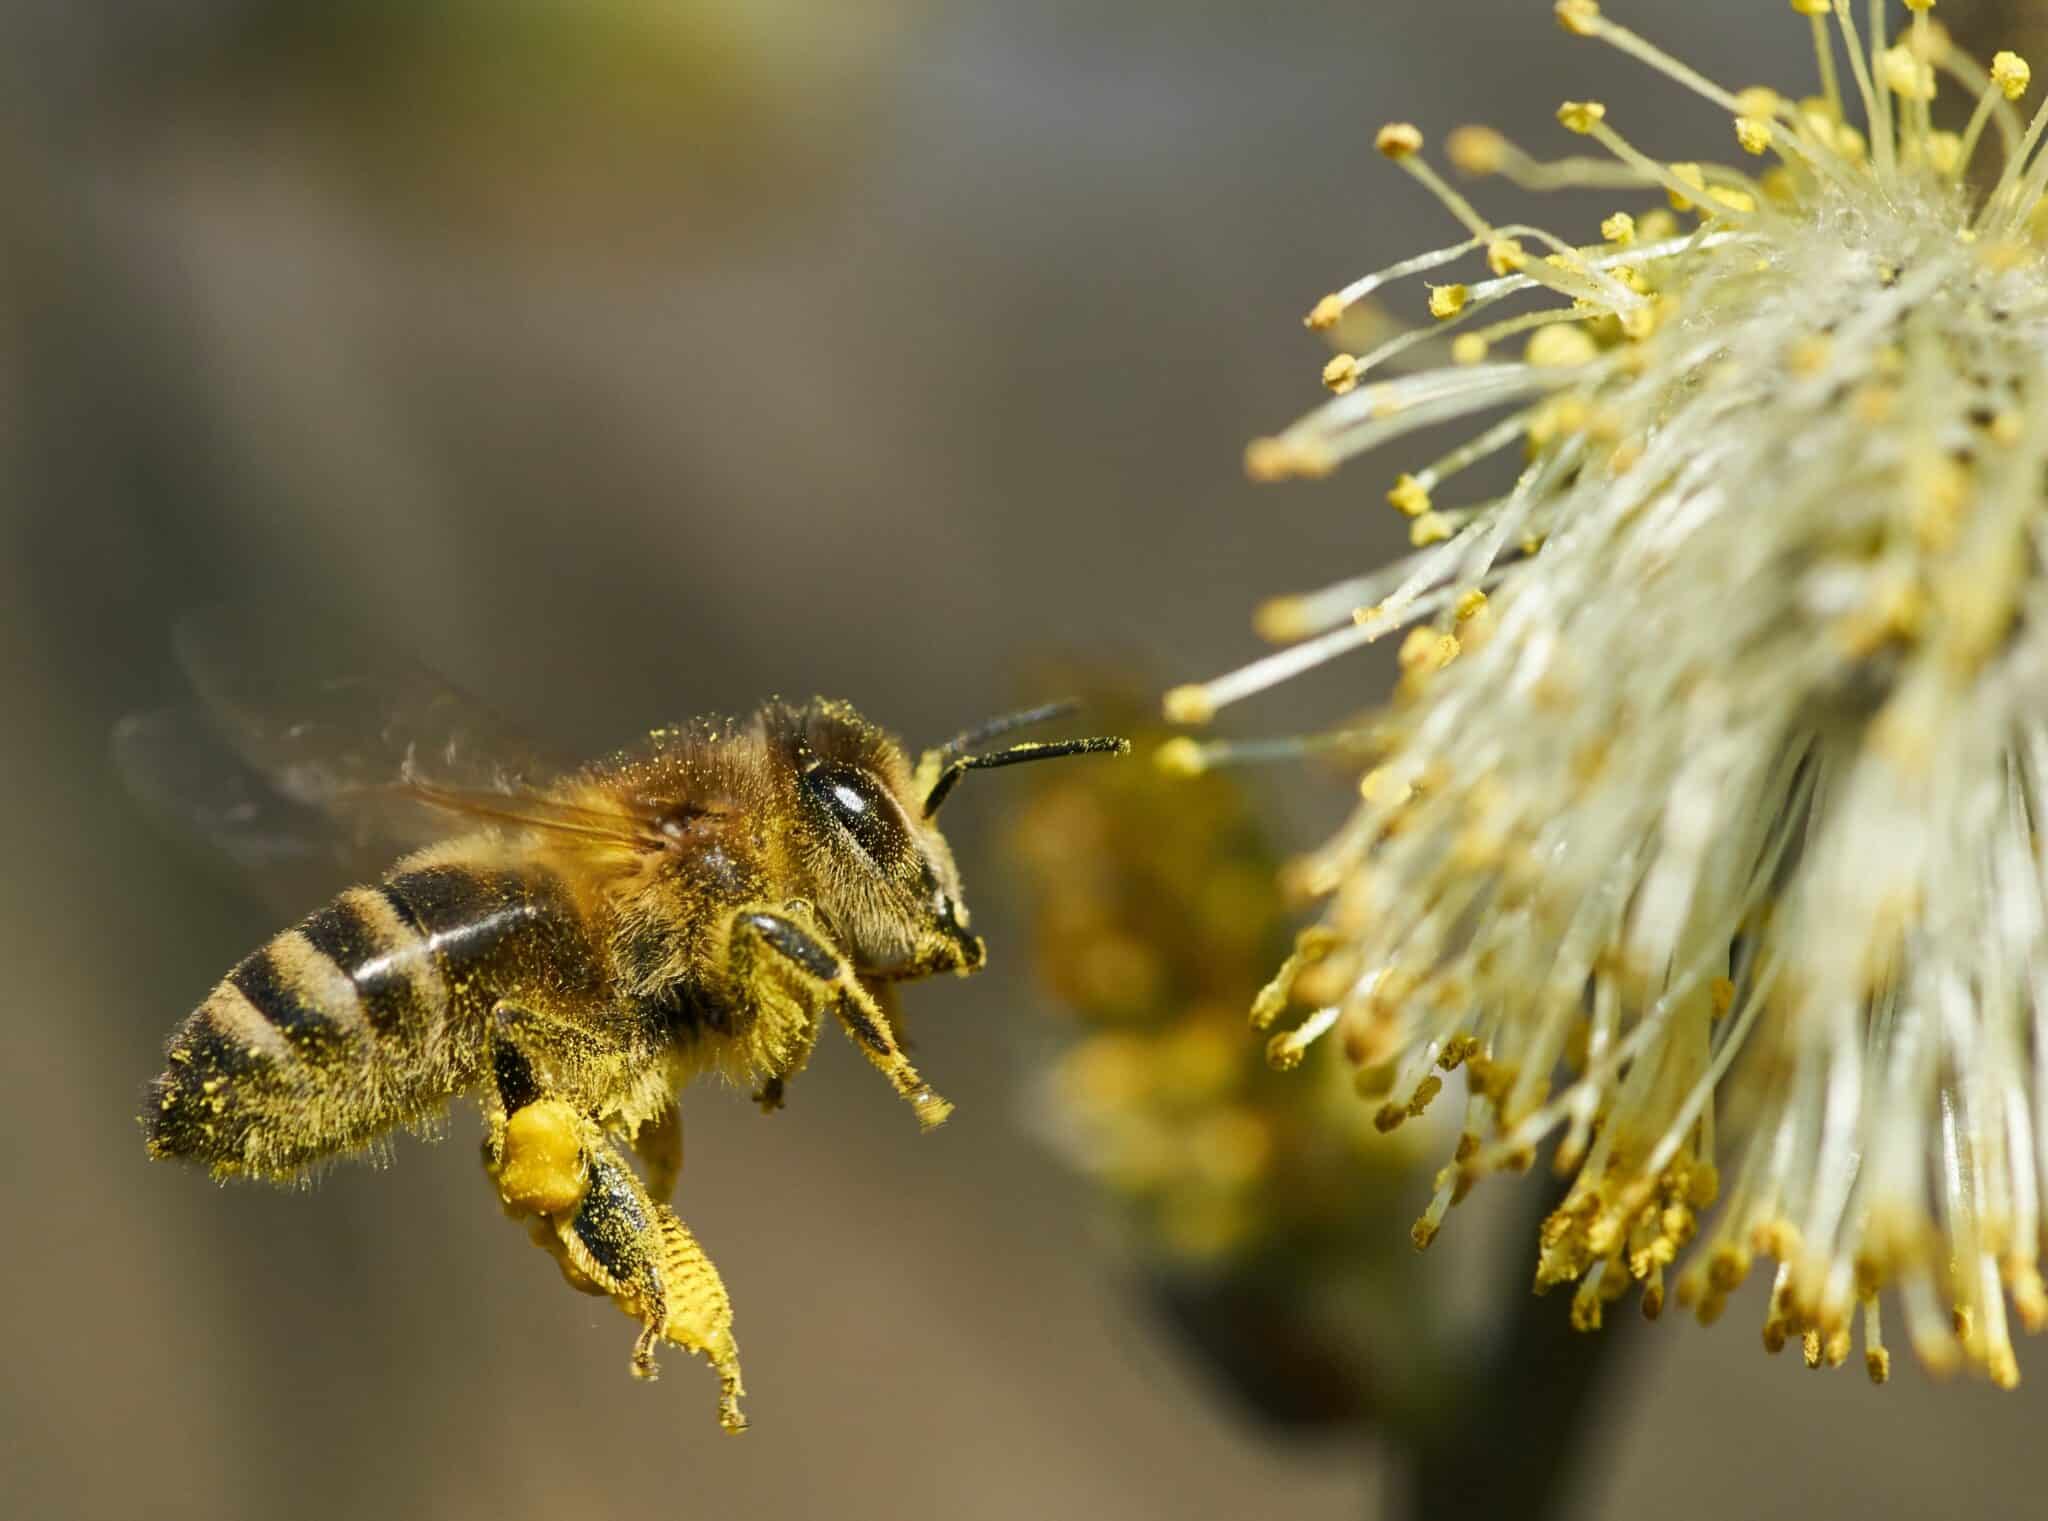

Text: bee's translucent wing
xmin=172 ymin=606 xmax=565 ymax=808
xmin=127 ymin=609 xmax=675 ymax=883
xmin=113 ymin=704 xmax=375 ymax=913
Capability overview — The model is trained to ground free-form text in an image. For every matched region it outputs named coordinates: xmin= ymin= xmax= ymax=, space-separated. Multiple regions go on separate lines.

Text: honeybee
xmin=126 ymin=612 xmax=1125 ymax=1433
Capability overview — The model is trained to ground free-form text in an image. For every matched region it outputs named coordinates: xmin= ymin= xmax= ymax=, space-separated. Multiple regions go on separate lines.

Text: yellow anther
xmin=1621 ymin=303 xmax=1660 ymax=341
xmin=1735 ymin=86 xmax=1782 ymax=118
xmin=1387 ymin=473 xmax=1432 ymax=517
xmin=1244 ymin=436 xmax=1333 ymax=481
xmin=1708 ymin=187 xmax=1756 ymax=215
xmin=1451 ymin=333 xmax=1489 ymax=365
xmin=1666 ymin=162 xmax=1706 ymax=212
xmin=1880 ymin=46 xmax=1935 ymax=102
xmin=1789 ymin=0 xmax=1831 ymax=14
xmin=1636 ymin=208 xmax=1679 ymax=241
xmin=1397 ymin=627 xmax=1460 ymax=678
xmin=1162 ymin=684 xmax=1216 ymax=725
xmin=1427 ymin=283 xmax=1470 ymax=319
xmin=1410 ymin=512 xmax=1454 ymax=546
xmin=1322 ymin=354 xmax=1361 ymax=394
xmin=1902 ymin=0 xmax=1934 ymax=11
xmin=1601 ymin=211 xmax=1636 ymax=245
xmin=1445 ymin=125 xmax=1507 ymax=176
xmin=1486 ymin=238 xmax=1528 ymax=275
xmin=1788 ymin=334 xmax=1831 ymax=375
xmin=1375 ymin=122 xmax=1425 ymax=159
xmin=1359 ymin=765 xmax=1411 ymax=805
xmin=1994 ymin=52 xmax=2031 ymax=101
xmin=1526 ymin=325 xmax=1599 ymax=367
xmin=1921 ymin=131 xmax=1962 ymax=176
xmin=1152 ymin=737 xmax=1207 ymax=777
xmin=1554 ymin=0 xmax=1600 ymax=36
xmin=1455 ymin=588 xmax=1488 ymax=621
xmin=1304 ymin=293 xmax=1345 ymax=331
xmin=1735 ymin=116 xmax=1773 ymax=156
xmin=1557 ymin=100 xmax=1607 ymax=135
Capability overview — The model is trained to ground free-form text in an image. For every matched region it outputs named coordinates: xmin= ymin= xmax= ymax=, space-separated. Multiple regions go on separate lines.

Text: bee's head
xmin=767 ymin=699 xmax=1125 ymax=981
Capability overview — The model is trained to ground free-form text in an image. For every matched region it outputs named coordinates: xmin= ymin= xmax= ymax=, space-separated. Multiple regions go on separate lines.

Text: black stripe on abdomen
xmin=385 ymin=865 xmax=541 ymax=968
xmin=229 ymin=946 xmax=344 ymax=1045
xmin=298 ymin=894 xmax=419 ymax=1038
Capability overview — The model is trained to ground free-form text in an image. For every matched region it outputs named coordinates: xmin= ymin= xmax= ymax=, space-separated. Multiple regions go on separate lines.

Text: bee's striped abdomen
xmin=147 ymin=852 xmax=600 ymax=1181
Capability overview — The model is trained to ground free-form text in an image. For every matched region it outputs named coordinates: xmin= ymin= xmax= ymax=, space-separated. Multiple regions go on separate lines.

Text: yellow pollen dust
xmin=1557 ymin=100 xmax=1608 ymax=134
xmin=1601 ymin=211 xmax=1636 ymax=244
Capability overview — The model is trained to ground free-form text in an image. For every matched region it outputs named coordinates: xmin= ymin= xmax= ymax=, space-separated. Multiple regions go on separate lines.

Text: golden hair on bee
xmin=128 ymin=617 xmax=1126 ymax=1434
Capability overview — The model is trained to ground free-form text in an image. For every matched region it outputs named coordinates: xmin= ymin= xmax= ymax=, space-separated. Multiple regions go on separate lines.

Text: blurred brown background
xmin=5 ymin=2 xmax=2047 ymax=1517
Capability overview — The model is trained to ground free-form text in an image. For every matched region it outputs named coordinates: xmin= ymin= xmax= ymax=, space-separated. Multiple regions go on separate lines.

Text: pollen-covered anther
xmin=1386 ymin=473 xmax=1432 ymax=517
xmin=1243 ymin=436 xmax=1333 ymax=483
xmin=1321 ymin=354 xmax=1361 ymax=394
xmin=1486 ymin=238 xmax=1528 ymax=275
xmin=1427 ymin=283 xmax=1469 ymax=319
xmin=1993 ymin=51 xmax=2031 ymax=101
xmin=1601 ymin=210 xmax=1636 ymax=245
xmin=1303 ymin=294 xmax=1346 ymax=331
xmin=1880 ymin=45 xmax=1937 ymax=103
xmin=1445 ymin=125 xmax=1508 ymax=176
xmin=1375 ymin=122 xmax=1425 ymax=160
xmin=1556 ymin=99 xmax=1607 ymax=135
xmin=1410 ymin=512 xmax=1455 ymax=547
xmin=1554 ymin=0 xmax=1601 ymax=37
xmin=1734 ymin=116 xmax=1773 ymax=156
xmin=1525 ymin=325 xmax=1599 ymax=368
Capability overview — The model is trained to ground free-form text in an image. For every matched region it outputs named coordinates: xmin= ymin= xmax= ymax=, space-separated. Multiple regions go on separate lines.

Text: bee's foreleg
xmin=728 ymin=908 xmax=953 ymax=1131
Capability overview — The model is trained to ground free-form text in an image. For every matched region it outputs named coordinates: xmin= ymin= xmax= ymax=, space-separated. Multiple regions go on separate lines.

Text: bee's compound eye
xmin=804 ymin=764 xmax=900 ymax=862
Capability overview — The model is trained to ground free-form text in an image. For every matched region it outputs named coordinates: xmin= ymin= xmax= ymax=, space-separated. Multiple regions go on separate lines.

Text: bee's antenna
xmin=928 ymin=699 xmax=1083 ymax=766
xmin=921 ymin=735 xmax=1129 ymax=818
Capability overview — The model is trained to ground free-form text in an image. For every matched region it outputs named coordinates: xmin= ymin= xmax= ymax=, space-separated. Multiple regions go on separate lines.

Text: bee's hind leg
xmin=483 ymin=1004 xmax=745 ymax=1433
xmin=559 ymin=1142 xmax=746 ymax=1434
